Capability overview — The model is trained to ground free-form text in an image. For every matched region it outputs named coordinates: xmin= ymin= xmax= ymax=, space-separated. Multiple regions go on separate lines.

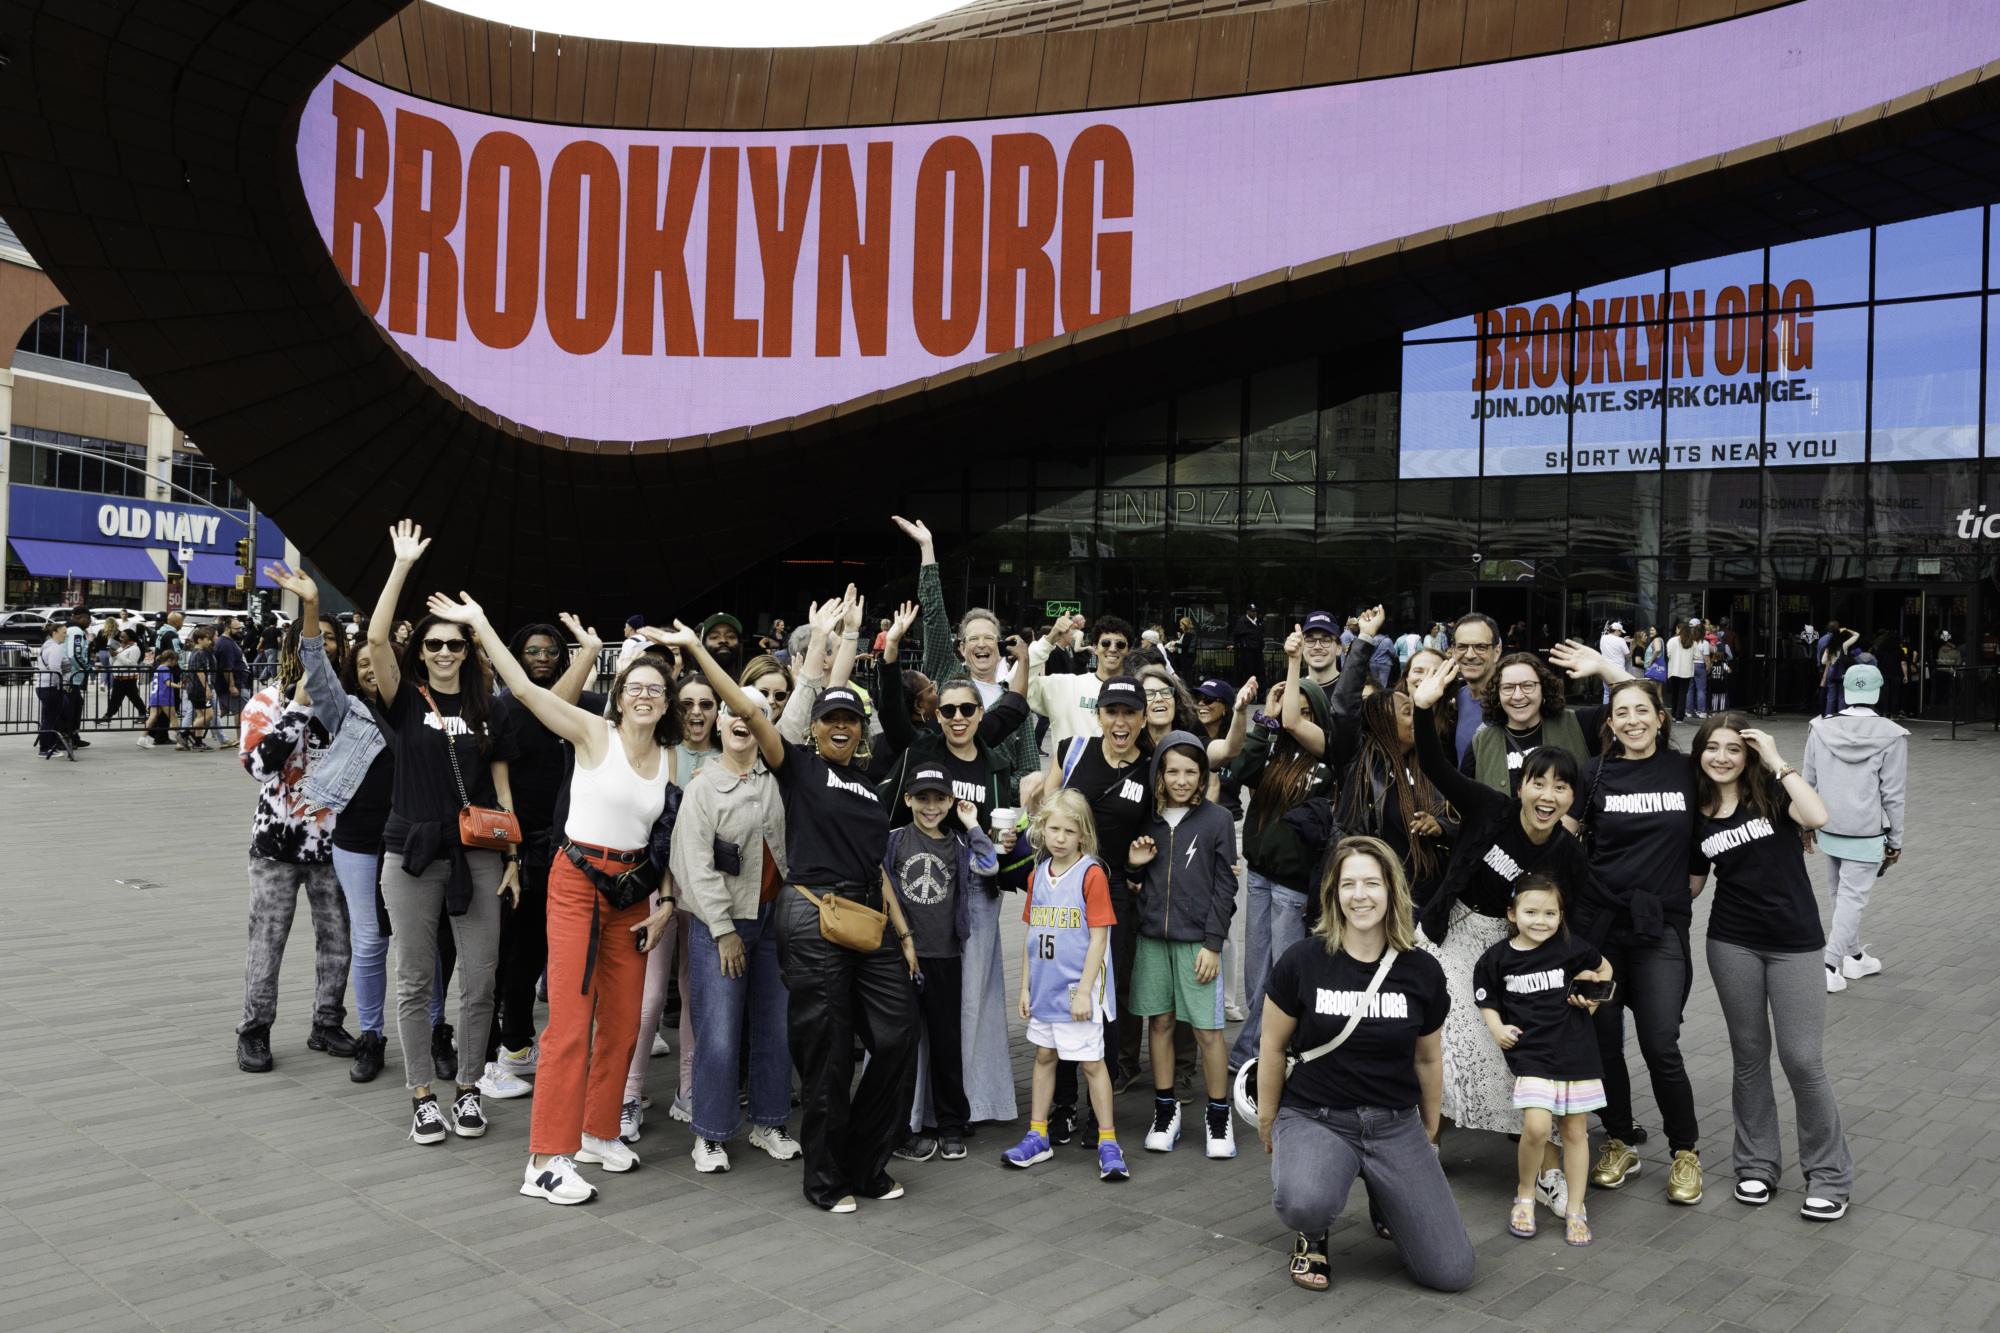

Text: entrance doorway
xmin=1424 ymin=584 xmax=1564 ymax=653
xmin=1867 ymin=587 xmax=1971 ymax=717
xmin=1664 ymin=584 xmax=1772 ymax=712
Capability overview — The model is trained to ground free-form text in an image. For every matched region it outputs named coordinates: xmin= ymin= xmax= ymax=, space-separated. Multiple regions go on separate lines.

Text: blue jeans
xmin=687 ymin=906 xmax=791 ymax=1142
xmin=1271 ymin=1104 xmax=1474 ymax=1291
xmin=331 ymin=846 xmax=447 ymax=1038
xmin=1229 ymin=870 xmax=1307 ymax=1068
xmin=1692 ymin=664 xmax=1708 ymax=713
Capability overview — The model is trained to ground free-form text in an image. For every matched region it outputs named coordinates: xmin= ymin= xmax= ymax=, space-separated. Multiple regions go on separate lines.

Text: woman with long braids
xmin=1334 ymin=687 xmax=1454 ymax=914
xmin=1549 ymin=643 xmax=1707 ymax=1206
xmin=1408 ymin=658 xmax=1605 ymax=1213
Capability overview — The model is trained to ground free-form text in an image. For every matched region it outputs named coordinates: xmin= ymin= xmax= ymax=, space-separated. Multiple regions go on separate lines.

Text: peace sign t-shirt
xmin=893 ymin=824 xmax=961 ymax=956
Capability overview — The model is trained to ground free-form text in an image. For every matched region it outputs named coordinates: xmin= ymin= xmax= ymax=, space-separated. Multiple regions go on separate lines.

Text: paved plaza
xmin=3 ymin=715 xmax=1998 ymax=1333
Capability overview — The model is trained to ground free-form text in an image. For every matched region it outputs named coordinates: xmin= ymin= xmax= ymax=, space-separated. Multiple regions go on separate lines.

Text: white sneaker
xmin=1224 ymin=1001 xmax=1247 ymax=1023
xmin=668 ymin=1094 xmax=693 ymax=1123
xmin=575 ymin=1133 xmax=639 ymax=1173
xmin=1826 ymin=966 xmax=1848 ymax=993
xmin=1841 ymin=952 xmax=1882 ymax=980
xmin=1801 ymin=1196 xmax=1848 ymax=1222
xmin=1204 ymin=1104 xmax=1236 ymax=1159
xmin=477 ymin=1062 xmax=532 ymax=1099
xmin=1145 ymin=1100 xmax=1182 ymax=1153
xmin=136 ymin=736 xmax=155 ymax=747
xmin=620 ymin=1098 xmax=643 ymax=1143
xmin=691 ymin=1138 xmax=731 ymax=1173
xmin=498 ymin=1043 xmax=538 ymax=1076
xmin=749 ymin=1124 xmax=802 ymax=1161
xmin=521 ymin=1155 xmax=596 ymax=1205
xmin=1536 ymin=1168 xmax=1569 ymax=1216
xmin=651 ymin=1031 xmax=670 ymax=1057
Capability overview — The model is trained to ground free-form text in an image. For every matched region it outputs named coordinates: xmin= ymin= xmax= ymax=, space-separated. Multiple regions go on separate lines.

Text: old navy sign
xmin=296 ymin=0 xmax=2000 ymax=444
xmin=7 ymin=487 xmax=280 ymax=553
xmin=97 ymin=503 xmax=222 ymax=545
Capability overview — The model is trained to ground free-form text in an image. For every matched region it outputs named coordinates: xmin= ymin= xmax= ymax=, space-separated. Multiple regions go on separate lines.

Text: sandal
xmin=1509 ymin=1198 xmax=1537 ymax=1238
xmin=1565 ymin=1212 xmax=1591 ymax=1246
xmin=1288 ymin=1232 xmax=1330 ymax=1291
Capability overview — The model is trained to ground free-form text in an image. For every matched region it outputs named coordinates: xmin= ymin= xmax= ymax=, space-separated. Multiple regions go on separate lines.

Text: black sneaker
xmin=939 ymin=1133 xmax=967 ymax=1160
xmin=1048 ymin=1105 xmax=1076 ymax=1146
xmin=450 ymin=1086 xmax=487 ymax=1137
xmin=1074 ymin=1108 xmax=1101 ymax=1151
xmin=236 ymin=1025 xmax=273 ymax=1073
xmin=893 ymin=1134 xmax=938 ymax=1162
xmin=348 ymin=1031 xmax=385 ymax=1083
xmin=432 ymin=1023 xmax=459 ymax=1082
xmin=410 ymin=1094 xmax=447 ymax=1144
xmin=308 ymin=1024 xmax=359 ymax=1058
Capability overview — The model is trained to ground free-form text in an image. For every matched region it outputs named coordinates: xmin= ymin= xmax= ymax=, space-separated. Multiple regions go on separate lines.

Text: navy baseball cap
xmin=1302 ymin=611 xmax=1338 ymax=636
xmin=811 ymin=685 xmax=868 ymax=721
xmin=1195 ymin=678 xmax=1235 ymax=703
xmin=906 ymin=765 xmax=952 ymax=797
xmin=1095 ymin=676 xmax=1144 ymax=711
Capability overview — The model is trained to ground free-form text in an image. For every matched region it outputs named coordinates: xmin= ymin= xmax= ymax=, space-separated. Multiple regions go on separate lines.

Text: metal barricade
xmin=1 ymin=665 xmax=252 ymax=748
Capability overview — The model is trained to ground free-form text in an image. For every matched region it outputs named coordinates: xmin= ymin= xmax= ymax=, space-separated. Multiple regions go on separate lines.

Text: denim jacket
xmin=298 ymin=632 xmax=386 ymax=812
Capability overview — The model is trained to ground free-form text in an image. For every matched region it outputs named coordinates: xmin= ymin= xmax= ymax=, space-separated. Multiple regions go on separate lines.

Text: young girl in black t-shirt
xmin=1473 ymin=874 xmax=1612 ymax=1246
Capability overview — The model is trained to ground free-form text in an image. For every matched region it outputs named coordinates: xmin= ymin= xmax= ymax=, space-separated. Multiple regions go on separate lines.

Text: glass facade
xmin=15 ymin=304 xmax=122 ymax=370
xmin=8 ymin=428 xmax=149 ymax=498
xmin=854 ymin=206 xmax=2000 ymax=716
xmin=172 ymin=449 xmax=250 ymax=511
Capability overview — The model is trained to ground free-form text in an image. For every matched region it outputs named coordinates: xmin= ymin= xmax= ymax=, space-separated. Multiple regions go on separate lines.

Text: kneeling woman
xmin=664 ymin=604 xmax=923 ymax=1213
xmin=1257 ymin=835 xmax=1474 ymax=1294
xmin=432 ymin=593 xmax=680 ymax=1206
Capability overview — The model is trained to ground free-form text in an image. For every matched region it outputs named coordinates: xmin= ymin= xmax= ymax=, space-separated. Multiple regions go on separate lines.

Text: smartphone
xmin=1570 ymin=977 xmax=1615 ymax=1003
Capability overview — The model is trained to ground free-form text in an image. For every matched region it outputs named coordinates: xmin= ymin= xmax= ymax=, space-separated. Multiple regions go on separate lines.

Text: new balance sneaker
xmin=521 ymin=1155 xmax=595 ymax=1205
xmin=1801 ymin=1196 xmax=1848 ymax=1222
xmin=410 ymin=1094 xmax=448 ymax=1144
xmin=620 ymin=1099 xmax=643 ymax=1143
xmin=1204 ymin=1103 xmax=1236 ymax=1158
xmin=477 ymin=1061 xmax=532 ymax=1100
xmin=749 ymin=1124 xmax=802 ymax=1161
xmin=497 ymin=1043 xmax=538 ymax=1076
xmin=894 ymin=1134 xmax=939 ymax=1162
xmin=1099 ymin=1139 xmax=1130 ymax=1182
xmin=938 ymin=1133 xmax=966 ymax=1161
xmin=576 ymin=1133 xmax=638 ymax=1173
xmin=1145 ymin=1100 xmax=1182 ymax=1153
xmin=1536 ymin=1168 xmax=1570 ymax=1216
xmin=1004 ymin=1131 xmax=1053 ymax=1169
xmin=667 ymin=1094 xmax=692 ymax=1123
xmin=1841 ymin=951 xmax=1882 ymax=980
xmin=431 ymin=1023 xmax=458 ymax=1081
xmin=651 ymin=1031 xmax=670 ymax=1057
xmin=691 ymin=1138 xmax=731 ymax=1173
xmin=306 ymin=1024 xmax=359 ymax=1058
xmin=449 ymin=1086 xmax=487 ymax=1137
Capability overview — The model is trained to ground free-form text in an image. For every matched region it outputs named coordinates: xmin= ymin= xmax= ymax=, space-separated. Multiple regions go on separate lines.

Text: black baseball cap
xmin=1096 ymin=676 xmax=1143 ymax=711
xmin=1195 ymin=678 xmax=1235 ymax=703
xmin=811 ymin=685 xmax=867 ymax=722
xmin=906 ymin=765 xmax=952 ymax=797
xmin=1302 ymin=611 xmax=1338 ymax=635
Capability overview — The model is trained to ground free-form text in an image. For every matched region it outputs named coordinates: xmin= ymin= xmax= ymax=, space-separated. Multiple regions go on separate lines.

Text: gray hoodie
xmin=1801 ymin=708 xmax=1907 ymax=848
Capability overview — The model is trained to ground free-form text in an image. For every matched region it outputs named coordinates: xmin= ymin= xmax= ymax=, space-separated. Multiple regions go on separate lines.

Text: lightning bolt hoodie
xmin=1127 ymin=729 xmax=1239 ymax=951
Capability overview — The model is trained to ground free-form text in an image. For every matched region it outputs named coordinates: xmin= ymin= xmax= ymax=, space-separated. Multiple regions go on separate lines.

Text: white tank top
xmin=564 ymin=720 xmax=671 ymax=850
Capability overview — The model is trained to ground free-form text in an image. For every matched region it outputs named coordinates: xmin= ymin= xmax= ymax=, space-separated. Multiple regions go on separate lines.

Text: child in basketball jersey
xmin=1005 ymin=789 xmax=1128 ymax=1182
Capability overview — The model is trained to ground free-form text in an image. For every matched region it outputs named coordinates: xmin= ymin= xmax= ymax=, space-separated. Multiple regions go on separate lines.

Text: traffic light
xmin=233 ymin=535 xmax=252 ymax=571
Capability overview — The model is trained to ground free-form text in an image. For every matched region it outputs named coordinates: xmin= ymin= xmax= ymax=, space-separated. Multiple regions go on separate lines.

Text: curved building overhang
xmin=1 ymin=0 xmax=1998 ymax=624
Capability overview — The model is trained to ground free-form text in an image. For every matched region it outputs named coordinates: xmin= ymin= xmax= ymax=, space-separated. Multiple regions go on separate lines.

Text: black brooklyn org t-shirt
xmin=774 ymin=739 xmax=892 ymax=889
xmin=383 ymin=685 xmax=521 ymax=848
xmin=503 ymin=686 xmax=609 ymax=837
xmin=1580 ymin=747 xmax=1701 ymax=928
xmin=1056 ymin=737 xmax=1150 ymax=903
xmin=1266 ymin=942 xmax=1448 ymax=1112
xmin=1471 ymin=934 xmax=1606 ymax=1081
xmin=1693 ymin=803 xmax=1824 ymax=954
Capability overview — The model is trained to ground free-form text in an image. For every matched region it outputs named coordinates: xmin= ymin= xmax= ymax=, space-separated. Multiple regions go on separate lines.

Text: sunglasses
xmin=679 ymin=697 xmax=718 ymax=711
xmin=765 ymin=689 xmax=789 ymax=707
xmin=623 ymin=683 xmax=667 ymax=698
xmin=423 ymin=637 xmax=468 ymax=653
xmin=936 ymin=702 xmax=981 ymax=719
xmin=1097 ymin=638 xmax=1128 ymax=650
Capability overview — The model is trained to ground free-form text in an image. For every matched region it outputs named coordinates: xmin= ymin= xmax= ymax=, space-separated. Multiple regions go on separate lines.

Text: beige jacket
xmin=670 ymin=756 xmax=788 ymax=937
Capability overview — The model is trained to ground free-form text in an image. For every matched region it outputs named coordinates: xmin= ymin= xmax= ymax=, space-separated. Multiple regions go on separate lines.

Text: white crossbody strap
xmin=1295 ymin=948 xmax=1398 ymax=1064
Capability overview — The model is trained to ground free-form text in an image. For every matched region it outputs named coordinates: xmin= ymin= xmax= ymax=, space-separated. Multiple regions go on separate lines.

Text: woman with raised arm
xmin=430 ymin=591 xmax=680 ymax=1206
xmin=655 ymin=598 xmax=924 ymax=1215
xmin=367 ymin=522 xmax=523 ymax=1150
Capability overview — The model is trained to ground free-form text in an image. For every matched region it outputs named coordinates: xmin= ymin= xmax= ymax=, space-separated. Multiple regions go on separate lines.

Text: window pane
xmin=1405 ymin=312 xmax=1479 ymax=341
xmin=1770 ymin=229 xmax=1869 ymax=308
xmin=1324 ymin=391 xmax=1399 ymax=481
xmin=1765 ymin=304 xmax=1866 ymax=469
xmin=1244 ymin=362 xmax=1317 ymax=557
xmin=1099 ymin=488 xmax=1165 ymax=556
xmin=1869 ymin=461 xmax=1977 ymax=554
xmin=1397 ymin=341 xmax=1478 ymax=478
xmin=1876 ymin=207 xmax=1983 ymax=300
xmin=1395 ymin=477 xmax=1478 ymax=557
xmin=1669 ymin=248 xmax=1765 ymax=306
xmin=1569 ymin=471 xmax=1661 ymax=556
xmin=1174 ymin=380 xmax=1240 ymax=485
xmin=1664 ymin=468 xmax=1760 ymax=555
xmin=1870 ymin=296 xmax=1979 ymax=463
xmin=1578 ymin=271 xmax=1664 ymax=311
xmin=1104 ymin=403 xmax=1168 ymax=486
xmin=1764 ymin=466 xmax=1865 ymax=554
xmin=1664 ymin=316 xmax=1764 ymax=470
xmin=1319 ymin=480 xmax=1397 ymax=555
xmin=1481 ymin=474 xmax=1567 ymax=556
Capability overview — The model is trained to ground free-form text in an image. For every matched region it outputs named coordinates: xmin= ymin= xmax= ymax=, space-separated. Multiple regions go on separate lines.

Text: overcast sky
xmin=435 ymin=0 xmax=957 ymax=46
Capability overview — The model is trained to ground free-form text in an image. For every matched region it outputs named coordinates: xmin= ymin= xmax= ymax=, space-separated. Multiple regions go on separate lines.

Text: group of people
xmin=33 ymin=606 xmax=253 ymax=754
xmin=1595 ymin=617 xmax=1741 ymax=722
xmin=217 ymin=517 xmax=1908 ymax=1294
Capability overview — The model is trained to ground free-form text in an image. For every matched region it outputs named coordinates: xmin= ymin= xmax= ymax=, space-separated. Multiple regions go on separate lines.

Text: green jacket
xmin=1469 ymin=709 xmax=1589 ymax=793
xmin=917 ymin=561 xmax=1040 ymax=805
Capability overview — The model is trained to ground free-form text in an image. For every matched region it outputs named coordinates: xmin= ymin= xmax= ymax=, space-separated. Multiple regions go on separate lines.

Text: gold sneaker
xmin=1591 ymin=1138 xmax=1641 ymax=1188
xmin=1667 ymin=1150 xmax=1704 ymax=1205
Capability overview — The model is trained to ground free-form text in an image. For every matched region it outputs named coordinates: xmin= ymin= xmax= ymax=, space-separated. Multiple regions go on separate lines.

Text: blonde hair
xmin=1313 ymin=835 xmax=1418 ymax=956
xmin=1029 ymin=788 xmax=1099 ymax=858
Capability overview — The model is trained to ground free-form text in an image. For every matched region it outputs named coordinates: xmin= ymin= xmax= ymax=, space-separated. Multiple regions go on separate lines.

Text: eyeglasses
xmin=1453 ymin=640 xmax=1497 ymax=655
xmin=679 ymin=697 xmax=717 ymax=711
xmin=1098 ymin=638 xmax=1128 ymax=650
xmin=963 ymin=633 xmax=999 ymax=645
xmin=1498 ymin=683 xmax=1539 ymax=697
xmin=1142 ymin=687 xmax=1175 ymax=700
xmin=624 ymin=683 xmax=667 ymax=698
xmin=936 ymin=702 xmax=981 ymax=719
xmin=423 ymin=637 xmax=469 ymax=653
xmin=521 ymin=647 xmax=561 ymax=659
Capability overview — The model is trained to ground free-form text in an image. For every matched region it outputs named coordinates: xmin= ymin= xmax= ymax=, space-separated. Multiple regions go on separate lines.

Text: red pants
xmin=529 ymin=849 xmax=650 ymax=1155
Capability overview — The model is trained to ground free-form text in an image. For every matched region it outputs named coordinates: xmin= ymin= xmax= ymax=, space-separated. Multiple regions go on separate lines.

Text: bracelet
xmin=896 ymin=929 xmax=913 ymax=941
xmin=1775 ymin=765 xmax=1797 ymax=781
xmin=842 ymin=631 xmax=860 ymax=640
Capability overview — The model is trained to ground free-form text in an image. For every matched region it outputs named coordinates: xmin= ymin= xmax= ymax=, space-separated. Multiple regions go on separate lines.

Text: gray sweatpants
xmin=1823 ymin=855 xmax=1878 ymax=969
xmin=1271 ymin=1104 xmax=1475 ymax=1291
xmin=381 ymin=850 xmax=503 ymax=1090
xmin=1706 ymin=939 xmax=1854 ymax=1204
xmin=240 ymin=858 xmax=350 ymax=1035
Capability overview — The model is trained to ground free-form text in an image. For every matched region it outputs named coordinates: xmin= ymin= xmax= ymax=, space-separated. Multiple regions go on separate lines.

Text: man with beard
xmin=479 ymin=616 xmax=605 ymax=1097
xmin=1449 ymin=611 xmax=1504 ymax=765
xmin=1027 ymin=613 xmax=1137 ymax=751
xmin=701 ymin=613 xmax=746 ymax=682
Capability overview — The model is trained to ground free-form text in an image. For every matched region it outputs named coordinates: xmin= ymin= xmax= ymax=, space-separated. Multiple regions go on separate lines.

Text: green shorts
xmin=1129 ymin=936 xmax=1226 ymax=1029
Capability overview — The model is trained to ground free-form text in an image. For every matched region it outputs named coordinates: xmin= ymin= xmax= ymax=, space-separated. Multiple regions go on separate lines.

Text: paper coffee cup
xmin=989 ymin=806 xmax=1018 ymax=834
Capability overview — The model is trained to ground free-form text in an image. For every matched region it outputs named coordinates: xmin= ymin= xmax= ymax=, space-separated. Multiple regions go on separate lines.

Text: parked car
xmin=0 ymin=609 xmax=52 ymax=646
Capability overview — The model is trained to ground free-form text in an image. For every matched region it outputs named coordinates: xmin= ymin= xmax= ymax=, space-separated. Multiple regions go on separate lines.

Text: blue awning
xmin=8 ymin=538 xmax=163 ymax=582
xmin=185 ymin=552 xmax=277 ymax=588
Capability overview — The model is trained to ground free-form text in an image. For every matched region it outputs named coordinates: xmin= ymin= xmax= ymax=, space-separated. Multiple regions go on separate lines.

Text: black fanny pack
xmin=562 ymin=840 xmax=661 ymax=911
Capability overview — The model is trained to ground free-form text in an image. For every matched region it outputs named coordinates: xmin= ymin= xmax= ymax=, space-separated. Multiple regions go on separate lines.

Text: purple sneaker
xmin=1098 ymin=1139 xmax=1130 ymax=1182
xmin=1004 ymin=1130 xmax=1053 ymax=1169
